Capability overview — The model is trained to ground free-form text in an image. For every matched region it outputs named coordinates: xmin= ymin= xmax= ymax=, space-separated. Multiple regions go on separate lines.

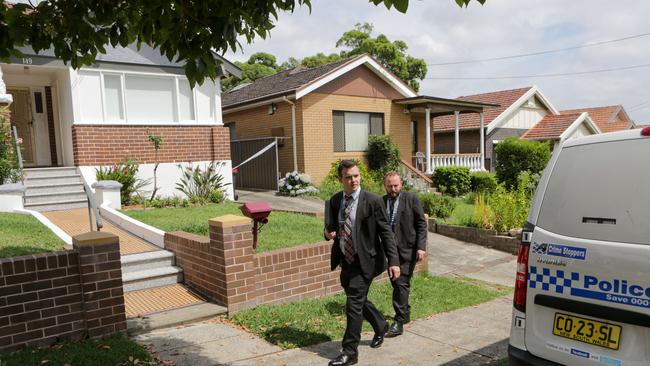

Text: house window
xmin=410 ymin=120 xmax=418 ymax=152
xmin=333 ymin=111 xmax=384 ymax=152
xmin=125 ymin=75 xmax=176 ymax=123
xmin=103 ymin=74 xmax=124 ymax=121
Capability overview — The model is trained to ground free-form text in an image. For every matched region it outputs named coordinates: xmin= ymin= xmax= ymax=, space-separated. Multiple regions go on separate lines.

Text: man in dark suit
xmin=325 ymin=160 xmax=401 ymax=366
xmin=382 ymin=171 xmax=428 ymax=337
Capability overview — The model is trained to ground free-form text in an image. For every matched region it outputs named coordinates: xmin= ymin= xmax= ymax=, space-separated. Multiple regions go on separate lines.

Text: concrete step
xmin=24 ymin=199 xmax=88 ymax=212
xmin=24 ymin=174 xmax=82 ymax=186
xmin=25 ymin=182 xmax=86 ymax=195
xmin=24 ymin=166 xmax=79 ymax=178
xmin=122 ymin=266 xmax=183 ymax=293
xmin=127 ymin=302 xmax=227 ymax=335
xmin=121 ymin=251 xmax=175 ymax=274
xmin=24 ymin=190 xmax=86 ymax=204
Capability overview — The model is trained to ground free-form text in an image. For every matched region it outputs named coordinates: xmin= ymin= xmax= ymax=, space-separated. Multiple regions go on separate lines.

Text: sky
xmin=224 ymin=0 xmax=650 ymax=124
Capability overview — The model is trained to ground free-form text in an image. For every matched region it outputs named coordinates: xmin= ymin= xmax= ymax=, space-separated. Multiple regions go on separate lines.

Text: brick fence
xmin=429 ymin=219 xmax=519 ymax=255
xmin=165 ymin=214 xmax=428 ymax=313
xmin=0 ymin=232 xmax=127 ymax=352
xmin=71 ymin=125 xmax=231 ymax=166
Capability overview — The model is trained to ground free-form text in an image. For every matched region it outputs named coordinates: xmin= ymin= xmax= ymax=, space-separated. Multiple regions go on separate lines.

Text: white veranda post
xmin=0 ymin=67 xmax=13 ymax=105
xmin=479 ymin=112 xmax=485 ymax=170
xmin=425 ymin=107 xmax=431 ymax=174
xmin=454 ymin=110 xmax=460 ymax=165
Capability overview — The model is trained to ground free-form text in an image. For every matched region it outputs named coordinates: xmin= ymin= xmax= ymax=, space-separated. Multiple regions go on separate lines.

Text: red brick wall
xmin=165 ymin=215 xmax=428 ymax=313
xmin=71 ymin=125 xmax=231 ymax=166
xmin=0 ymin=233 xmax=126 ymax=352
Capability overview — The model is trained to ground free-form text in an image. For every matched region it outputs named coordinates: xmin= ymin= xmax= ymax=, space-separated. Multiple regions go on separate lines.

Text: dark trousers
xmin=391 ymin=262 xmax=415 ymax=323
xmin=340 ymin=260 xmax=387 ymax=356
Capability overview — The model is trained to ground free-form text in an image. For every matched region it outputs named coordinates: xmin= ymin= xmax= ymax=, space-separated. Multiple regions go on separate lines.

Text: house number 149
xmin=22 ymin=58 xmax=33 ymax=65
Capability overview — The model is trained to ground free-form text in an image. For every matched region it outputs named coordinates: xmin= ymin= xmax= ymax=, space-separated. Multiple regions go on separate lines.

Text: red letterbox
xmin=239 ymin=201 xmax=272 ymax=250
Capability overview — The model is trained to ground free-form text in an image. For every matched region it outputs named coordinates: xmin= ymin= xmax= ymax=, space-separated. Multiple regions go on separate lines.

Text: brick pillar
xmin=208 ymin=215 xmax=256 ymax=313
xmin=72 ymin=232 xmax=126 ymax=338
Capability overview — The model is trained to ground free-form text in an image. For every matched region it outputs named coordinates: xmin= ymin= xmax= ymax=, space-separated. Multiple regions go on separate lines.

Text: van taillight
xmin=513 ymin=237 xmax=531 ymax=312
xmin=642 ymin=126 xmax=650 ymax=136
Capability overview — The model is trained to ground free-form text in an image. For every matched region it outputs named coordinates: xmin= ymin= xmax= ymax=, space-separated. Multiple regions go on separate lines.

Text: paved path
xmin=235 ymin=189 xmax=324 ymax=214
xmin=43 ymin=208 xmax=157 ymax=255
xmin=135 ymin=232 xmax=518 ymax=366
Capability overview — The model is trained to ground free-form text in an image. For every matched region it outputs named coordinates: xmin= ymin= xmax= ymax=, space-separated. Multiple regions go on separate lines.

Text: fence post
xmin=208 ymin=214 xmax=256 ymax=313
xmin=72 ymin=232 xmax=126 ymax=338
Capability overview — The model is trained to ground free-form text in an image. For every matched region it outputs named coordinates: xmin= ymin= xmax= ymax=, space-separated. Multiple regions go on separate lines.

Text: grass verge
xmin=490 ymin=359 xmax=508 ymax=366
xmin=440 ymin=196 xmax=475 ymax=226
xmin=231 ymin=273 xmax=510 ymax=349
xmin=0 ymin=212 xmax=65 ymax=258
xmin=123 ymin=201 xmax=324 ymax=252
xmin=0 ymin=333 xmax=159 ymax=366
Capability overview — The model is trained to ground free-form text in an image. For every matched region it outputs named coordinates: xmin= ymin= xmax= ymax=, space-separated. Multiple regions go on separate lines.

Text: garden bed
xmin=230 ymin=273 xmax=509 ymax=349
xmin=0 ymin=212 xmax=65 ymax=258
xmin=123 ymin=201 xmax=324 ymax=252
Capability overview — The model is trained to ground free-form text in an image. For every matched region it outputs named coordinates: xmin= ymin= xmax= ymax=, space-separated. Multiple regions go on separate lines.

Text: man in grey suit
xmin=382 ymin=171 xmax=428 ymax=337
xmin=325 ymin=160 xmax=401 ymax=366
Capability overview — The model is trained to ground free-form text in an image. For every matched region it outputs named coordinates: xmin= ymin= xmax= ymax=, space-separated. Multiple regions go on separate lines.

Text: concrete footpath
xmin=135 ymin=233 xmax=517 ymax=366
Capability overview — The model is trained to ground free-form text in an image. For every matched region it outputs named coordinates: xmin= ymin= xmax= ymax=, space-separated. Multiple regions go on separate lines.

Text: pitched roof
xmin=433 ymin=87 xmax=532 ymax=132
xmin=560 ymin=105 xmax=631 ymax=133
xmin=521 ymin=113 xmax=583 ymax=140
xmin=222 ymin=56 xmax=361 ymax=108
xmin=16 ymin=44 xmax=240 ymax=77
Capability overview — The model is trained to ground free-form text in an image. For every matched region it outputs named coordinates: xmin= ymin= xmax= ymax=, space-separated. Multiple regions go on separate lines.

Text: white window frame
xmin=93 ymin=70 xmax=198 ymax=124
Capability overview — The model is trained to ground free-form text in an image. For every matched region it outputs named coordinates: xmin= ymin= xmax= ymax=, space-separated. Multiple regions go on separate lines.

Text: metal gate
xmin=230 ymin=137 xmax=279 ymax=191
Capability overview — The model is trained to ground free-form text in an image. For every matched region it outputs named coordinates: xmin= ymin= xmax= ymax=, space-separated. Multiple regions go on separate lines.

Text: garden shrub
xmin=278 ymin=171 xmax=318 ymax=196
xmin=175 ymin=161 xmax=230 ymax=200
xmin=367 ymin=135 xmax=400 ymax=176
xmin=209 ymin=189 xmax=225 ymax=203
xmin=96 ymin=160 xmax=140 ymax=205
xmin=433 ymin=166 xmax=471 ymax=197
xmin=419 ymin=192 xmax=457 ymax=219
xmin=0 ymin=108 xmax=23 ymax=184
xmin=472 ymin=193 xmax=493 ymax=230
xmin=488 ymin=174 xmax=533 ymax=232
xmin=470 ymin=171 xmax=497 ymax=194
xmin=321 ymin=158 xmax=383 ymax=197
xmin=494 ymin=137 xmax=551 ymax=189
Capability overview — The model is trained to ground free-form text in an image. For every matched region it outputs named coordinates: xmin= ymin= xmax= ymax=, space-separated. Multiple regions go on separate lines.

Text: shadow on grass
xmin=324 ymin=299 xmax=345 ymax=316
xmin=262 ymin=326 xmax=333 ymax=349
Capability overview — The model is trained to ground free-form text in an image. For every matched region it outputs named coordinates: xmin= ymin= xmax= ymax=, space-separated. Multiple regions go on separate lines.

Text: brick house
xmin=222 ymin=54 xmax=494 ymax=186
xmin=0 ymin=44 xmax=240 ymax=198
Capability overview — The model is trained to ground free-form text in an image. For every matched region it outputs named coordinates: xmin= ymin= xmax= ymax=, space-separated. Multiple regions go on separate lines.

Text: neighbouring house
xmin=0 ymin=44 xmax=241 ymax=199
xmin=222 ymin=53 xmax=495 ymax=188
xmin=521 ymin=112 xmax=601 ymax=150
xmin=432 ymin=86 xmax=559 ymax=172
xmin=560 ymin=105 xmax=636 ymax=133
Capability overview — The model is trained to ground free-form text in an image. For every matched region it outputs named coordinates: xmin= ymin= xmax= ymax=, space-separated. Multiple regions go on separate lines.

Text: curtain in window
xmin=125 ymin=76 xmax=176 ymax=123
xmin=104 ymin=75 xmax=124 ymax=121
xmin=333 ymin=111 xmax=345 ymax=152
xmin=345 ymin=112 xmax=370 ymax=151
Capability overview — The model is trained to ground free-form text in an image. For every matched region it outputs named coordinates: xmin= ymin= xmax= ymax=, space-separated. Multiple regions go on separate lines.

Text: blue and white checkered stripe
xmin=529 ymin=266 xmax=579 ymax=294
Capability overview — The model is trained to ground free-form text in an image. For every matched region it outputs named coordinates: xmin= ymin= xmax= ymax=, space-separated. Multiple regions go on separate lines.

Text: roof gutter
xmin=283 ymin=96 xmax=298 ymax=172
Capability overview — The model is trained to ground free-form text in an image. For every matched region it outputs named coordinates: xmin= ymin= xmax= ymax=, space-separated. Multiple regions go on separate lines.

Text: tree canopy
xmin=0 ymin=0 xmax=484 ymax=86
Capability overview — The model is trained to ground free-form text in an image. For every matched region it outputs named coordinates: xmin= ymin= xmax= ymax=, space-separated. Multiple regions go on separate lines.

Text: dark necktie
xmin=343 ymin=194 xmax=355 ymax=264
xmin=389 ymin=197 xmax=397 ymax=232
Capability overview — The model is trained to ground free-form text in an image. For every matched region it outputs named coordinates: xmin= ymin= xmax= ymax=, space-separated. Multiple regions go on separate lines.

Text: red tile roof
xmin=433 ymin=87 xmax=532 ymax=132
xmin=521 ymin=113 xmax=583 ymax=140
xmin=560 ymin=105 xmax=631 ymax=133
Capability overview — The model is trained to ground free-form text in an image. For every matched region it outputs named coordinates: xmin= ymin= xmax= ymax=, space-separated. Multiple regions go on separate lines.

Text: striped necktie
xmin=343 ymin=194 xmax=355 ymax=264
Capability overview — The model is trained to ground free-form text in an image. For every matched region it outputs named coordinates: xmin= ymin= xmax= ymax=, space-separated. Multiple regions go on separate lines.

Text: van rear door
xmin=525 ymin=136 xmax=650 ymax=366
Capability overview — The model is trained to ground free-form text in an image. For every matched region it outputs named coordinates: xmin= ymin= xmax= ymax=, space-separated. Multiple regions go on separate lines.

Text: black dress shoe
xmin=328 ymin=353 xmax=358 ymax=366
xmin=385 ymin=321 xmax=403 ymax=338
xmin=370 ymin=323 xmax=389 ymax=348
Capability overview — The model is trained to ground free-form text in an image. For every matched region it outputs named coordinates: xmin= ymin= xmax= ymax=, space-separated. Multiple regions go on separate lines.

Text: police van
xmin=508 ymin=127 xmax=650 ymax=366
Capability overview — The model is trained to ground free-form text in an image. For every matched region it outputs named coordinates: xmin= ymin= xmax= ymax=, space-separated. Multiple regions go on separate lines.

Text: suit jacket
xmin=325 ymin=190 xmax=399 ymax=279
xmin=383 ymin=191 xmax=428 ymax=264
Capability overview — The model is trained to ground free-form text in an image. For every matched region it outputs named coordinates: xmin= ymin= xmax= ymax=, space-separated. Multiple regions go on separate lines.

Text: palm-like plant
xmin=175 ymin=162 xmax=230 ymax=199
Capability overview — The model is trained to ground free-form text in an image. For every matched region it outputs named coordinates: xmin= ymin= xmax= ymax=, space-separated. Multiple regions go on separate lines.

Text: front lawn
xmin=439 ymin=196 xmax=476 ymax=226
xmin=123 ymin=201 xmax=325 ymax=252
xmin=0 ymin=333 xmax=159 ymax=366
xmin=231 ymin=273 xmax=509 ymax=349
xmin=0 ymin=212 xmax=65 ymax=258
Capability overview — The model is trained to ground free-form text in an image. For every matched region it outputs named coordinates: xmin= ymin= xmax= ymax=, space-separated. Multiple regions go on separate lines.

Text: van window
xmin=537 ymin=138 xmax=650 ymax=245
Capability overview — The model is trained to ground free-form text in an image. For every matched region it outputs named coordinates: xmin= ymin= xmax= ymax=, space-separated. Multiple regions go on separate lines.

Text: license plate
xmin=553 ymin=313 xmax=622 ymax=350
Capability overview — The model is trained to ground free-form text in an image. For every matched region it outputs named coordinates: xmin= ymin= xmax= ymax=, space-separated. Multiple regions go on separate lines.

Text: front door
xmin=7 ymin=88 xmax=35 ymax=166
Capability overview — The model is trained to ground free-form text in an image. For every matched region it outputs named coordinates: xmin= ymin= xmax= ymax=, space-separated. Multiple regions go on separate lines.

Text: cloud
xmin=224 ymin=0 xmax=650 ymax=123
